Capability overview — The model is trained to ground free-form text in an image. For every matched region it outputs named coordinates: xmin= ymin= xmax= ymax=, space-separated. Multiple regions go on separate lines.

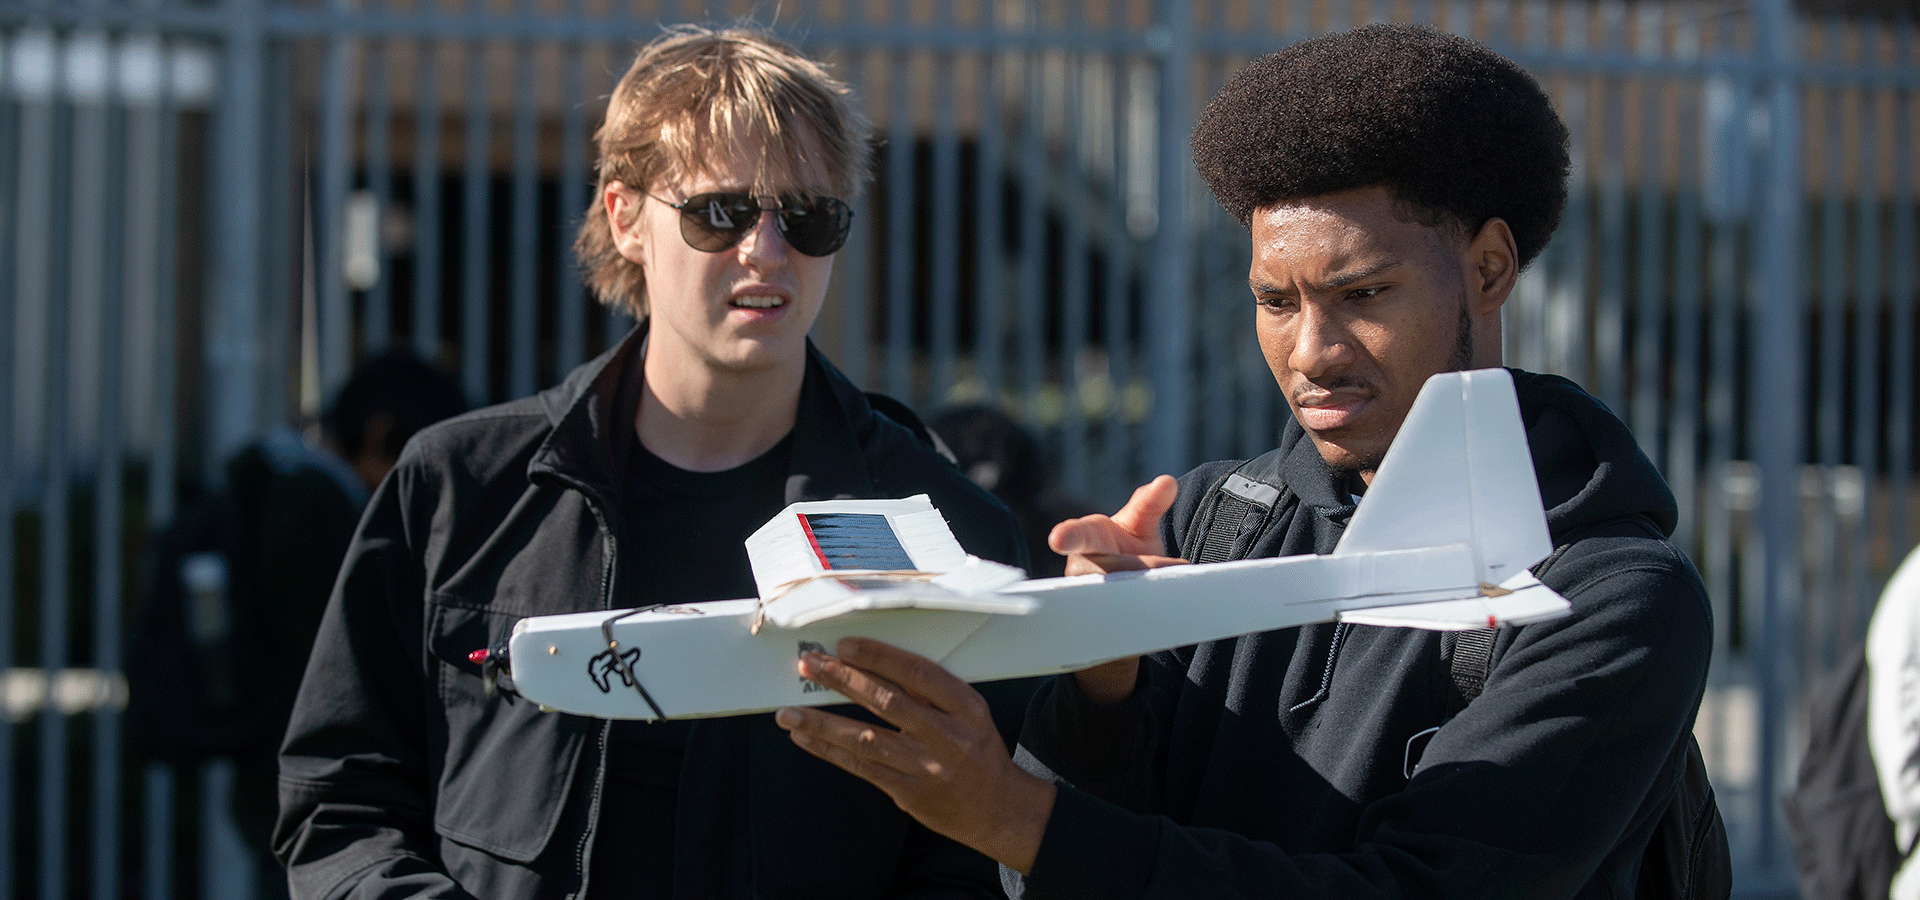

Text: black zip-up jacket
xmin=1011 ymin=370 xmax=1715 ymax=899
xmin=276 ymin=328 xmax=1028 ymax=900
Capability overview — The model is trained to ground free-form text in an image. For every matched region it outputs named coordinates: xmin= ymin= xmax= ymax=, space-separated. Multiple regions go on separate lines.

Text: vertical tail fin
xmin=1331 ymin=369 xmax=1552 ymax=586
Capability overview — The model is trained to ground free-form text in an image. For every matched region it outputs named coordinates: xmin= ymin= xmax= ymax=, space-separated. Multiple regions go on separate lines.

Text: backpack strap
xmin=1440 ymin=539 xmax=1578 ymax=715
xmin=1442 ymin=629 xmax=1497 ymax=712
xmin=1182 ymin=448 xmax=1292 ymax=564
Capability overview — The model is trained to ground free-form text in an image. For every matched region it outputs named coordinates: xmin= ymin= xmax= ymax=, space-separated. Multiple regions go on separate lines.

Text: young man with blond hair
xmin=276 ymin=25 xmax=1024 ymax=899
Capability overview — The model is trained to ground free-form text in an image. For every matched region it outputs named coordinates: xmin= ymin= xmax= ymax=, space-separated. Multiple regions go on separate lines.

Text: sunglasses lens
xmin=672 ymin=193 xmax=851 ymax=256
xmin=775 ymin=196 xmax=852 ymax=257
xmin=676 ymin=193 xmax=761 ymax=252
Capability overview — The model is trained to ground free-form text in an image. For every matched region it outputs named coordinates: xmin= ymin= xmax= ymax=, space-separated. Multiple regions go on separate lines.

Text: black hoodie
xmin=1013 ymin=369 xmax=1714 ymax=900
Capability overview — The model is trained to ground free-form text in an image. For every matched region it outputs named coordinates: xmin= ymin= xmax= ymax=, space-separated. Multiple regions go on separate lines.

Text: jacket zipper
xmin=568 ymin=499 xmax=619 ymax=900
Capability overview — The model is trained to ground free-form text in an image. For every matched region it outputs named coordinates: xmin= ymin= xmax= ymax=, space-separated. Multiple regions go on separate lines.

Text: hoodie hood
xmin=1510 ymin=368 xmax=1679 ymax=541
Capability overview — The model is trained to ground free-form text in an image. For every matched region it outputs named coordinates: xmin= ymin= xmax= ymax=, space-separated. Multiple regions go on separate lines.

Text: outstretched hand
xmin=774 ymin=638 xmax=1056 ymax=874
xmin=1047 ymin=475 xmax=1188 ymax=704
xmin=1048 ymin=475 xmax=1186 ymax=575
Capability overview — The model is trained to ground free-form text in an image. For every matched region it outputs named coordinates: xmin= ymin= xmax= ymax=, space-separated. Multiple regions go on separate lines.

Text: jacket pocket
xmin=426 ymin=593 xmax=589 ymax=863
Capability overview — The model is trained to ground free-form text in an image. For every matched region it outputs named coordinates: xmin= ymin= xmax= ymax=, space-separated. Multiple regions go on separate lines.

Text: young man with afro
xmin=775 ymin=23 xmax=1723 ymax=899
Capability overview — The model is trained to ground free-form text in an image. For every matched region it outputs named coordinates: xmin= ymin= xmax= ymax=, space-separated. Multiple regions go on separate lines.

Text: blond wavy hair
xmin=573 ymin=25 xmax=874 ymax=318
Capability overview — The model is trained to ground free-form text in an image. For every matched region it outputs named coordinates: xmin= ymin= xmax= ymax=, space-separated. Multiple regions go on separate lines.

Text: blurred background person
xmin=125 ymin=348 xmax=468 ymax=898
xmin=928 ymin=404 xmax=1097 ymax=579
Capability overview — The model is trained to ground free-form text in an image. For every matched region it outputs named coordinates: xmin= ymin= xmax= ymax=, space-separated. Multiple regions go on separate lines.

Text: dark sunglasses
xmin=650 ymin=191 xmax=853 ymax=257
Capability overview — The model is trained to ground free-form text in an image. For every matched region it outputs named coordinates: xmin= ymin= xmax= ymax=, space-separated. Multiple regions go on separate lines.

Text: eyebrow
xmin=1250 ymin=258 xmax=1402 ymax=294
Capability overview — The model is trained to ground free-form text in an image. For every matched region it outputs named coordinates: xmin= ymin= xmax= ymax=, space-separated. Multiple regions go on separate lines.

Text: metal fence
xmin=3 ymin=0 xmax=1917 ymax=897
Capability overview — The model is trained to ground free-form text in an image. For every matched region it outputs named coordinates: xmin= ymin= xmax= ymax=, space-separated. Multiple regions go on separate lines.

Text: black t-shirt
xmin=589 ymin=430 xmax=792 ymax=898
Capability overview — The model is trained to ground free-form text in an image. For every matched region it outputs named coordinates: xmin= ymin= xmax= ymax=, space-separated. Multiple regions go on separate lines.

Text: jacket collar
xmin=525 ymin=320 xmax=882 ymax=514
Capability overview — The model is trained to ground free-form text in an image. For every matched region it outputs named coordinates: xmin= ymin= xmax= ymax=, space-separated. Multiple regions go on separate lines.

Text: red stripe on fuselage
xmin=798 ymin=514 xmax=832 ymax=568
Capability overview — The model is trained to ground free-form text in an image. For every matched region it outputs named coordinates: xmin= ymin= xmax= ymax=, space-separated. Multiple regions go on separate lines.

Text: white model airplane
xmin=499 ymin=368 xmax=1570 ymax=721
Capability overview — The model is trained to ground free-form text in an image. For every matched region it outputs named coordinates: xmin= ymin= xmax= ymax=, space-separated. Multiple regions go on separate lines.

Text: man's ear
xmin=605 ymin=181 xmax=647 ymax=263
xmin=1466 ymin=217 xmax=1519 ymax=315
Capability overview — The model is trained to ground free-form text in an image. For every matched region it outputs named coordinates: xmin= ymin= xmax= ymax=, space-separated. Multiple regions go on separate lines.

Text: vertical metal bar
xmin=1325 ymin=0 xmax=1351 ymax=33
xmin=1411 ymin=0 xmax=1437 ymax=34
xmin=461 ymin=33 xmax=492 ymax=403
xmin=207 ymin=6 xmax=276 ymax=893
xmin=1812 ymin=17 xmax=1848 ymax=667
xmin=1197 ymin=220 xmax=1233 ymax=462
xmin=1192 ymin=0 xmax=1235 ymax=466
xmin=1751 ymin=0 xmax=1805 ymax=869
xmin=972 ymin=27 xmax=1005 ymax=403
xmin=1705 ymin=234 xmax=1742 ymax=670
xmin=261 ymin=37 xmax=297 ymax=435
xmin=143 ymin=768 xmax=173 ymax=900
xmin=1847 ymin=29 xmax=1883 ymax=642
xmin=210 ymin=0 xmax=268 ymax=460
xmin=1099 ymin=55 xmax=1138 ymax=505
xmin=40 ymin=80 xmax=75 ymax=900
xmin=1889 ymin=18 xmax=1916 ymax=562
xmin=1058 ymin=42 xmax=1090 ymax=497
xmin=0 ymin=25 xmax=24 ymax=898
xmin=1451 ymin=0 xmax=1476 ymax=41
xmin=363 ymin=36 xmax=395 ymax=352
xmin=413 ymin=38 xmax=443 ymax=362
xmin=555 ymin=4 xmax=589 ymax=375
xmin=1287 ymin=0 xmax=1312 ymax=41
xmin=1630 ymin=3 xmax=1668 ymax=468
xmin=91 ymin=73 xmax=128 ymax=900
xmin=202 ymin=758 xmax=248 ymax=900
xmin=1499 ymin=0 xmax=1548 ymax=368
xmin=1492 ymin=0 xmax=1530 ymax=364
xmin=1225 ymin=13 xmax=1274 ymax=467
xmin=928 ymin=10 xmax=960 ymax=409
xmin=836 ymin=30 xmax=871 ymax=387
xmin=1546 ymin=11 xmax=1591 ymax=384
xmin=884 ymin=30 xmax=916 ymax=400
xmin=140 ymin=24 xmax=184 ymax=900
xmin=147 ymin=16 xmax=182 ymax=612
xmin=507 ymin=21 xmax=538 ymax=399
xmin=1016 ymin=35 xmax=1046 ymax=419
xmin=1481 ymin=0 xmax=1512 ymax=53
xmin=1667 ymin=15 xmax=1705 ymax=555
xmin=1146 ymin=0 xmax=1194 ymax=479
xmin=1695 ymin=6 xmax=1749 ymax=844
xmin=1702 ymin=10 xmax=1747 ymax=666
xmin=317 ymin=7 xmax=356 ymax=404
xmin=1593 ymin=1 xmax=1629 ymax=411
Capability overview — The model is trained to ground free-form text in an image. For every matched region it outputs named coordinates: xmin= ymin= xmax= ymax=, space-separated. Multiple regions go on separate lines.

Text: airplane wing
xmin=1336 ymin=570 xmax=1570 ymax=630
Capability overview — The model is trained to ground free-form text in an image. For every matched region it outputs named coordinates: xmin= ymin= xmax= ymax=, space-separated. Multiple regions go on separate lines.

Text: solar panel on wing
xmin=796 ymin=513 xmax=916 ymax=570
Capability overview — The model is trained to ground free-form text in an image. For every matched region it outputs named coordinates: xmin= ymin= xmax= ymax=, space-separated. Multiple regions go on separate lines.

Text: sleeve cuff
xmin=1024 ymin=786 xmax=1161 ymax=900
xmin=1025 ymin=668 xmax=1150 ymax=784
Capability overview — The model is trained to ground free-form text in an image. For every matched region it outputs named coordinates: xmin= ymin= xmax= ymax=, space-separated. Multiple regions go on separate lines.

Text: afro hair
xmin=1191 ymin=23 xmax=1571 ymax=269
